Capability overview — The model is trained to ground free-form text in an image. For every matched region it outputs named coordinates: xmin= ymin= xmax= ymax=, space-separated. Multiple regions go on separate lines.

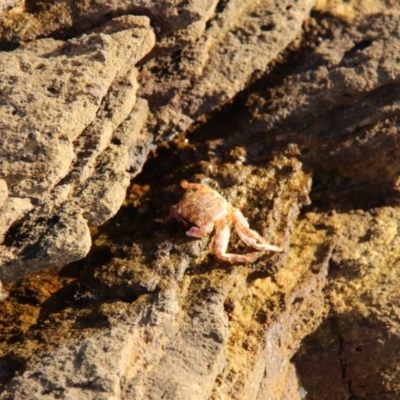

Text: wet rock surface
xmin=1 ymin=0 xmax=400 ymax=399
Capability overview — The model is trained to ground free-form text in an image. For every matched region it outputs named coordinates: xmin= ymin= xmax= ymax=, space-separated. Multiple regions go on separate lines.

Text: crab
xmin=156 ymin=181 xmax=283 ymax=263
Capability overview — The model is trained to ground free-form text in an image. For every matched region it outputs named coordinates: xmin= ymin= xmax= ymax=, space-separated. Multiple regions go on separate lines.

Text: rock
xmin=293 ymin=207 xmax=400 ymax=399
xmin=1 ymin=1 xmax=400 ymax=399
xmin=138 ymin=0 xmax=316 ymax=140
xmin=0 ymin=180 xmax=8 ymax=209
xmin=79 ymin=98 xmax=152 ymax=226
xmin=0 ymin=0 xmax=318 ymax=281
xmin=0 ymin=15 xmax=155 ymax=282
xmin=0 ymin=155 xmax=314 ymax=399
xmin=0 ymin=0 xmax=218 ymax=53
xmin=0 ymin=198 xmax=33 ymax=243
xmin=0 ymin=282 xmax=8 ymax=302
xmin=234 ymin=11 xmax=400 ymax=210
xmin=0 ymin=0 xmax=22 ymax=14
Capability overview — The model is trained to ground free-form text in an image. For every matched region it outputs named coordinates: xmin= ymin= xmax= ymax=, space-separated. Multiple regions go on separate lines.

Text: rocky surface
xmin=0 ymin=0 xmax=316 ymax=284
xmin=239 ymin=10 xmax=400 ymax=210
xmin=0 ymin=15 xmax=155 ymax=282
xmin=0 ymin=0 xmax=218 ymax=53
xmin=293 ymin=207 xmax=400 ymax=400
xmin=0 ymin=155 xmax=314 ymax=399
xmin=0 ymin=0 xmax=23 ymax=14
xmin=1 ymin=0 xmax=400 ymax=399
xmin=138 ymin=0 xmax=316 ymax=140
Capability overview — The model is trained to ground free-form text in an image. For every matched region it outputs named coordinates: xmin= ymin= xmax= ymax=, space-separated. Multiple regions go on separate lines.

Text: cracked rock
xmin=0 ymin=0 xmax=218 ymax=53
xmin=138 ymin=0 xmax=316 ymax=140
xmin=0 ymin=15 xmax=155 ymax=282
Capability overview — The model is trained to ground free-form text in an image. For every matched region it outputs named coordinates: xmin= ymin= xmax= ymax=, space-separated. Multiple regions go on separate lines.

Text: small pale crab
xmin=156 ymin=181 xmax=283 ymax=263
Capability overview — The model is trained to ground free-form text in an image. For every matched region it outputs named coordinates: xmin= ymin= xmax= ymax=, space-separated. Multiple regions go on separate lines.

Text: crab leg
xmin=232 ymin=208 xmax=283 ymax=252
xmin=154 ymin=205 xmax=189 ymax=226
xmin=213 ymin=224 xmax=262 ymax=263
xmin=154 ymin=211 xmax=175 ymax=224
xmin=180 ymin=180 xmax=209 ymax=191
xmin=186 ymin=222 xmax=214 ymax=238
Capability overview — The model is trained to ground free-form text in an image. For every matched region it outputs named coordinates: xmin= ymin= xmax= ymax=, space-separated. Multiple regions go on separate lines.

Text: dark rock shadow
xmin=292 ymin=314 xmax=400 ymax=400
xmin=0 ymin=353 xmax=25 ymax=390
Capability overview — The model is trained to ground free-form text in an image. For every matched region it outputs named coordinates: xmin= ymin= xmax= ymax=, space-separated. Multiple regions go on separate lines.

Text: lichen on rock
xmin=1 ymin=1 xmax=400 ymax=399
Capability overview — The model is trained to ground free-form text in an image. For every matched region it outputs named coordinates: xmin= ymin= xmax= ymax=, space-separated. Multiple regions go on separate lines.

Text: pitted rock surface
xmin=0 ymin=15 xmax=155 ymax=282
xmin=2 ymin=1 xmax=400 ymax=400
xmin=0 ymin=0 xmax=218 ymax=54
xmin=230 ymin=12 xmax=400 ymax=210
xmin=0 ymin=0 xmax=23 ymax=13
xmin=0 ymin=1 xmax=318 ymax=283
xmin=0 ymin=155 xmax=314 ymax=400
xmin=139 ymin=0 xmax=316 ymax=140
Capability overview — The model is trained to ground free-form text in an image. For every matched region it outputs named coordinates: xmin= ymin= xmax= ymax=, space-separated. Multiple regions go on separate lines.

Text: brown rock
xmin=1 ymin=1 xmax=400 ymax=399
xmin=139 ymin=0 xmax=316 ymax=140
xmin=0 ymin=155 xmax=314 ymax=399
xmin=0 ymin=180 xmax=8 ymax=209
xmin=0 ymin=0 xmax=23 ymax=14
xmin=0 ymin=0 xmax=218 ymax=53
xmin=293 ymin=207 xmax=400 ymax=399
xmin=236 ymin=12 xmax=400 ymax=210
xmin=0 ymin=15 xmax=155 ymax=282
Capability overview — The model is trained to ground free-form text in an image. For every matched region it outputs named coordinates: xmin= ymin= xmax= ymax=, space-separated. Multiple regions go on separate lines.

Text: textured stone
xmin=1 ymin=1 xmax=400 ymax=399
xmin=0 ymin=180 xmax=8 ymax=209
xmin=293 ymin=207 xmax=400 ymax=400
xmin=0 ymin=0 xmax=22 ymax=13
xmin=0 ymin=155 xmax=313 ymax=400
xmin=79 ymin=98 xmax=152 ymax=226
xmin=0 ymin=198 xmax=33 ymax=242
xmin=0 ymin=15 xmax=155 ymax=282
xmin=236 ymin=12 xmax=400 ymax=210
xmin=0 ymin=0 xmax=218 ymax=53
xmin=139 ymin=0 xmax=316 ymax=140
